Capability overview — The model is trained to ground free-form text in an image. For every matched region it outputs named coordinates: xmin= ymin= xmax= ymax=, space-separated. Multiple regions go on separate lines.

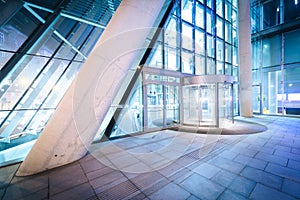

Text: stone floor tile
xmin=126 ymin=191 xmax=146 ymax=200
xmin=218 ymin=189 xmax=248 ymax=200
xmin=192 ymin=162 xmax=221 ymax=179
xmin=106 ymin=152 xmax=141 ymax=169
xmin=79 ymin=157 xmax=107 ymax=173
xmin=186 ymin=194 xmax=200 ymax=200
xmin=218 ymin=150 xmax=239 ymax=160
xmin=142 ymin=178 xmax=171 ymax=196
xmin=180 ymin=173 xmax=225 ymax=199
xmin=2 ymin=186 xmax=48 ymax=200
xmin=234 ymin=154 xmax=252 ymax=164
xmin=0 ymin=164 xmax=19 ymax=188
xmin=250 ymin=183 xmax=294 ymax=200
xmin=148 ymin=182 xmax=190 ymax=200
xmin=89 ymin=171 xmax=125 ymax=189
xmin=122 ymin=161 xmax=153 ymax=174
xmin=131 ymin=171 xmax=164 ymax=190
xmin=274 ymin=150 xmax=300 ymax=162
xmin=274 ymin=145 xmax=292 ymax=152
xmin=265 ymin=163 xmax=300 ymax=182
xmin=209 ymin=156 xmax=245 ymax=174
xmin=246 ymin=158 xmax=267 ymax=170
xmin=174 ymin=155 xmax=198 ymax=167
xmin=240 ymin=166 xmax=282 ymax=189
xmin=211 ymin=169 xmax=237 ymax=187
xmin=234 ymin=154 xmax=267 ymax=170
xmin=292 ymin=148 xmax=300 ymax=155
xmin=18 ymin=189 xmax=48 ymax=200
xmin=255 ymin=152 xmax=288 ymax=166
xmin=168 ymin=167 xmax=193 ymax=184
xmin=86 ymin=166 xmax=115 ymax=181
xmin=282 ymin=178 xmax=300 ymax=199
xmin=231 ymin=146 xmax=258 ymax=158
xmin=248 ymin=144 xmax=275 ymax=154
xmin=0 ymin=188 xmax=5 ymax=199
xmin=228 ymin=176 xmax=256 ymax=197
xmin=288 ymin=159 xmax=300 ymax=170
xmin=157 ymin=162 xmax=184 ymax=177
xmin=50 ymin=183 xmax=95 ymax=200
xmin=3 ymin=175 xmax=48 ymax=200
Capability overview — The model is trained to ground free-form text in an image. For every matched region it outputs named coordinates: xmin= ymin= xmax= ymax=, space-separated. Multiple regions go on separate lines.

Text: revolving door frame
xmin=182 ymin=75 xmax=234 ymax=128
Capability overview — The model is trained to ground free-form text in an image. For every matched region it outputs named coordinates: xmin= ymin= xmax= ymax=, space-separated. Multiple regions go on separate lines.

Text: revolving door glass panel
xmin=218 ymin=82 xmax=233 ymax=127
xmin=182 ymin=75 xmax=234 ymax=128
xmin=183 ymin=84 xmax=217 ymax=126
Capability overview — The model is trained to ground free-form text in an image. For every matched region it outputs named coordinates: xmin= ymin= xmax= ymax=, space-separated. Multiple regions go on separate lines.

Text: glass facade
xmin=143 ymin=0 xmax=238 ymax=76
xmin=251 ymin=0 xmax=300 ymax=115
xmin=0 ymin=0 xmax=122 ymax=165
xmin=109 ymin=0 xmax=238 ymax=138
xmin=0 ymin=0 xmax=240 ymax=166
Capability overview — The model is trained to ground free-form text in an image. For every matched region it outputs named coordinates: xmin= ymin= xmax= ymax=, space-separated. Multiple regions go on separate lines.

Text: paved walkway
xmin=0 ymin=115 xmax=299 ymax=199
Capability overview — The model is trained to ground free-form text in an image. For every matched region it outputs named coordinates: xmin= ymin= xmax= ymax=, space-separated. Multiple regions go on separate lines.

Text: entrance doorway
xmin=182 ymin=75 xmax=234 ymax=128
xmin=143 ymin=73 xmax=180 ymax=132
xmin=183 ymin=84 xmax=217 ymax=126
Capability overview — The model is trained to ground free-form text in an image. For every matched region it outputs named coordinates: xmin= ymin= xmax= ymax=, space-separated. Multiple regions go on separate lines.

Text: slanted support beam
xmin=17 ymin=0 xmax=171 ymax=176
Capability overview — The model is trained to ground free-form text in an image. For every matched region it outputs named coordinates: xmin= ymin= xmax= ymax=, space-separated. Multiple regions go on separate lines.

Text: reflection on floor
xmin=170 ymin=119 xmax=268 ymax=135
xmin=0 ymin=115 xmax=300 ymax=199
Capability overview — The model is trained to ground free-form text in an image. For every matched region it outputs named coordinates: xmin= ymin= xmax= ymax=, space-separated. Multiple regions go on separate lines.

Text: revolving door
xmin=182 ymin=75 xmax=234 ymax=128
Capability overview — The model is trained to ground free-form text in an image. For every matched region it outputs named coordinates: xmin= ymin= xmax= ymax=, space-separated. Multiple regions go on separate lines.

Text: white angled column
xmin=238 ymin=0 xmax=253 ymax=117
xmin=17 ymin=0 xmax=170 ymax=176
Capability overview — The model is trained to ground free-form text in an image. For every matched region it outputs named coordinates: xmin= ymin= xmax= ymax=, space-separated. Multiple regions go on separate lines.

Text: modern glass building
xmin=0 ymin=0 xmax=298 ymax=173
xmin=251 ymin=0 xmax=300 ymax=115
xmin=104 ymin=0 xmax=239 ymax=140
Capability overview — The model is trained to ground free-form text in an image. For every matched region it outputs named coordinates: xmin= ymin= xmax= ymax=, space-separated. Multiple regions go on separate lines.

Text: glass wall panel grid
xmin=195 ymin=28 xmax=205 ymax=55
xmin=145 ymin=0 xmax=237 ymax=78
xmin=251 ymin=4 xmax=261 ymax=33
xmin=225 ymin=1 xmax=232 ymax=22
xmin=206 ymin=9 xmax=214 ymax=34
xmin=181 ymin=49 xmax=195 ymax=74
xmin=165 ymin=16 xmax=180 ymax=71
xmin=252 ymin=27 xmax=300 ymax=116
xmin=182 ymin=22 xmax=194 ymax=51
xmin=196 ymin=1 xmax=205 ymax=29
xmin=216 ymin=0 xmax=224 ymax=18
xmin=216 ymin=17 xmax=224 ymax=39
xmin=182 ymin=0 xmax=194 ymax=24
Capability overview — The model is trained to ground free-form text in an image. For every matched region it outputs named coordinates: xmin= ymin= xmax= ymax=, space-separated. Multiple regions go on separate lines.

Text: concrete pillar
xmin=17 ymin=0 xmax=170 ymax=176
xmin=238 ymin=0 xmax=253 ymax=117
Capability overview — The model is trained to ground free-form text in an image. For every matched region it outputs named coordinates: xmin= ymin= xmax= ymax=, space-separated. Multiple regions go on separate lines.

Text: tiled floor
xmin=0 ymin=115 xmax=300 ymax=200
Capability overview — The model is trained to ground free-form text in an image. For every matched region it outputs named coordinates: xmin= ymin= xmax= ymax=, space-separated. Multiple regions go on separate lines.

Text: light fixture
xmin=277 ymin=7 xmax=279 ymax=12
xmin=295 ymin=0 xmax=298 ymax=5
xmin=289 ymin=83 xmax=293 ymax=87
